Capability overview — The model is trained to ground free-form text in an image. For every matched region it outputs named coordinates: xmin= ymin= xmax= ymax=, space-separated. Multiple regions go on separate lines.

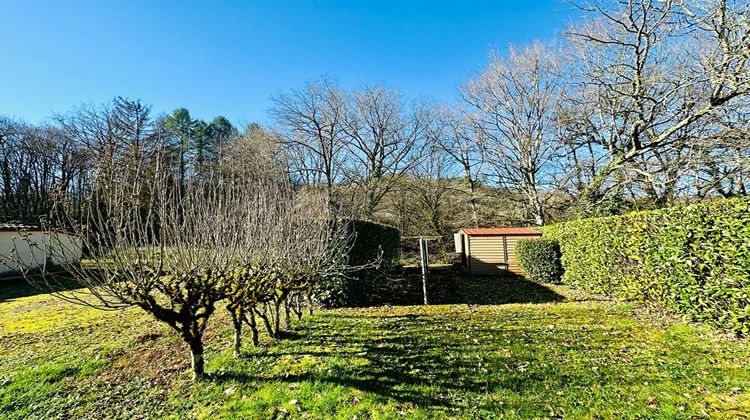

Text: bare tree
xmin=0 ymin=117 xmax=88 ymax=223
xmin=221 ymin=123 xmax=287 ymax=181
xmin=270 ymin=79 xmax=348 ymax=200
xmin=407 ymin=140 xmax=457 ymax=244
xmin=342 ymin=85 xmax=430 ymax=219
xmin=15 ymin=154 xmax=266 ymax=380
xmin=433 ymin=106 xmax=486 ymax=227
xmin=567 ymin=0 xmax=750 ymax=214
xmin=462 ymin=41 xmax=565 ymax=226
xmin=684 ymin=103 xmax=750 ymax=199
xmin=255 ymin=188 xmax=353 ymax=337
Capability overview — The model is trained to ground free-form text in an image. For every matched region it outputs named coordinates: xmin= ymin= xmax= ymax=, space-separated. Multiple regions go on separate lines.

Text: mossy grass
xmin=1 ymin=277 xmax=749 ymax=418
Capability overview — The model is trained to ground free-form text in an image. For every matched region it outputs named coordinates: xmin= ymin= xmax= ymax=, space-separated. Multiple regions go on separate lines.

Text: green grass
xmin=1 ymin=276 xmax=749 ymax=418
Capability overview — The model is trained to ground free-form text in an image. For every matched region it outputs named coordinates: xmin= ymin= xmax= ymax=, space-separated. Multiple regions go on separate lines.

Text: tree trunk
xmin=248 ymin=310 xmax=259 ymax=346
xmin=293 ymin=295 xmax=303 ymax=321
xmin=283 ymin=301 xmax=291 ymax=329
xmin=230 ymin=308 xmax=243 ymax=357
xmin=466 ymin=169 xmax=479 ymax=227
xmin=274 ymin=299 xmax=283 ymax=334
xmin=256 ymin=306 xmax=277 ymax=339
xmin=530 ymin=194 xmax=544 ymax=226
xmin=606 ymin=168 xmax=626 ymax=216
xmin=364 ymin=178 xmax=379 ymax=220
xmin=577 ymin=158 xmax=620 ymax=218
xmin=306 ymin=289 xmax=314 ymax=316
xmin=189 ymin=336 xmax=205 ymax=381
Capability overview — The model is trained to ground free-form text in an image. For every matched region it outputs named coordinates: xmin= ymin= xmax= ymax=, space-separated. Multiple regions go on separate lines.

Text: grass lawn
xmin=1 ymin=273 xmax=749 ymax=418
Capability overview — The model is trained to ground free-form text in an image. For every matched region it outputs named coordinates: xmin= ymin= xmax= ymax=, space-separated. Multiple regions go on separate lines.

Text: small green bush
xmin=543 ymin=196 xmax=750 ymax=334
xmin=516 ymin=238 xmax=563 ymax=283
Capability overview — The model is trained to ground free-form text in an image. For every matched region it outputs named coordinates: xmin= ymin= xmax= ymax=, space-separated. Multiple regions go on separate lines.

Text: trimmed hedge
xmin=347 ymin=219 xmax=401 ymax=269
xmin=317 ymin=219 xmax=401 ymax=308
xmin=543 ymin=197 xmax=750 ymax=334
xmin=516 ymin=238 xmax=563 ymax=283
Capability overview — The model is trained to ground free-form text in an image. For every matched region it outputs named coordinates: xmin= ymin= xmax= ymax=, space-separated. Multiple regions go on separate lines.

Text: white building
xmin=0 ymin=223 xmax=83 ymax=276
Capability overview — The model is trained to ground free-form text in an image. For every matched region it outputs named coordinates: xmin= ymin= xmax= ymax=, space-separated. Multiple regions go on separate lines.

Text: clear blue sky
xmin=0 ymin=1 xmax=576 ymax=127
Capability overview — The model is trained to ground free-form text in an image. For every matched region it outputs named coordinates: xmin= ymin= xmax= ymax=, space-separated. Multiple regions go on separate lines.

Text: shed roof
xmin=458 ymin=227 xmax=542 ymax=236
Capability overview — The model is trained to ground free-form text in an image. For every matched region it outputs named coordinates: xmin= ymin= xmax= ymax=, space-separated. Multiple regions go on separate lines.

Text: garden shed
xmin=454 ymin=227 xmax=542 ymax=275
xmin=0 ymin=224 xmax=82 ymax=277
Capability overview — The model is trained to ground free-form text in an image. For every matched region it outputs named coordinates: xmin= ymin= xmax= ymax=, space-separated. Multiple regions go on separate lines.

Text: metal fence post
xmin=420 ymin=237 xmax=428 ymax=305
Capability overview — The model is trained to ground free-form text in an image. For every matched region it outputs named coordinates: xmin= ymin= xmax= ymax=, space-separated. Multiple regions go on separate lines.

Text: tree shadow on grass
xmin=210 ymin=310 xmax=574 ymax=412
xmin=353 ymin=265 xmax=565 ymax=306
xmin=0 ymin=274 xmax=83 ymax=303
xmin=452 ymin=272 xmax=566 ymax=305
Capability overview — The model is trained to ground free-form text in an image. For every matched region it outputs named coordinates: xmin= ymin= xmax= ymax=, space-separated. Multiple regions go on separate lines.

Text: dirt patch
xmin=96 ymin=335 xmax=189 ymax=389
xmin=133 ymin=332 xmax=163 ymax=344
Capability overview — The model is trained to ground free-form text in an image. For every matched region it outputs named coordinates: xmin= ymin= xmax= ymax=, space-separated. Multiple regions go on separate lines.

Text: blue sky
xmin=0 ymin=1 xmax=576 ymax=127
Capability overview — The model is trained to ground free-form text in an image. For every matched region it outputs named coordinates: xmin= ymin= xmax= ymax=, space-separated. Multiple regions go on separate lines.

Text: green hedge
xmin=317 ymin=219 xmax=401 ymax=308
xmin=516 ymin=238 xmax=563 ymax=283
xmin=348 ymin=219 xmax=401 ymax=269
xmin=543 ymin=197 xmax=750 ymax=334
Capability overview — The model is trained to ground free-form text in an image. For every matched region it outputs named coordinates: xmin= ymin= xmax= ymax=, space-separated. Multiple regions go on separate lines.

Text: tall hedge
xmin=348 ymin=219 xmax=401 ymax=269
xmin=317 ymin=219 xmax=401 ymax=308
xmin=543 ymin=197 xmax=750 ymax=334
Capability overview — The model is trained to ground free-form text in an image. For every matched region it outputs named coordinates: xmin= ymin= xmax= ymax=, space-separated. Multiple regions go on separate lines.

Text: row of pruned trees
xmin=15 ymin=136 xmax=356 ymax=381
xmin=6 ymin=98 xmax=363 ymax=380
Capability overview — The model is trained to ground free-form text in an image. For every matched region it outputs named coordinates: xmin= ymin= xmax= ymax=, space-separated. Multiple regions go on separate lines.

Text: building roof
xmin=458 ymin=227 xmax=542 ymax=236
xmin=0 ymin=223 xmax=41 ymax=232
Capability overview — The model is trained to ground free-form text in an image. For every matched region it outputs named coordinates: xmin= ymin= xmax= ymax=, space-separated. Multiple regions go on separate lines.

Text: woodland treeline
xmin=2 ymin=0 xmax=749 ymax=240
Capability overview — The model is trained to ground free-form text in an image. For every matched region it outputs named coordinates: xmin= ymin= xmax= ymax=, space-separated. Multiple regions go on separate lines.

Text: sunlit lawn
xmin=1 ymin=275 xmax=749 ymax=418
